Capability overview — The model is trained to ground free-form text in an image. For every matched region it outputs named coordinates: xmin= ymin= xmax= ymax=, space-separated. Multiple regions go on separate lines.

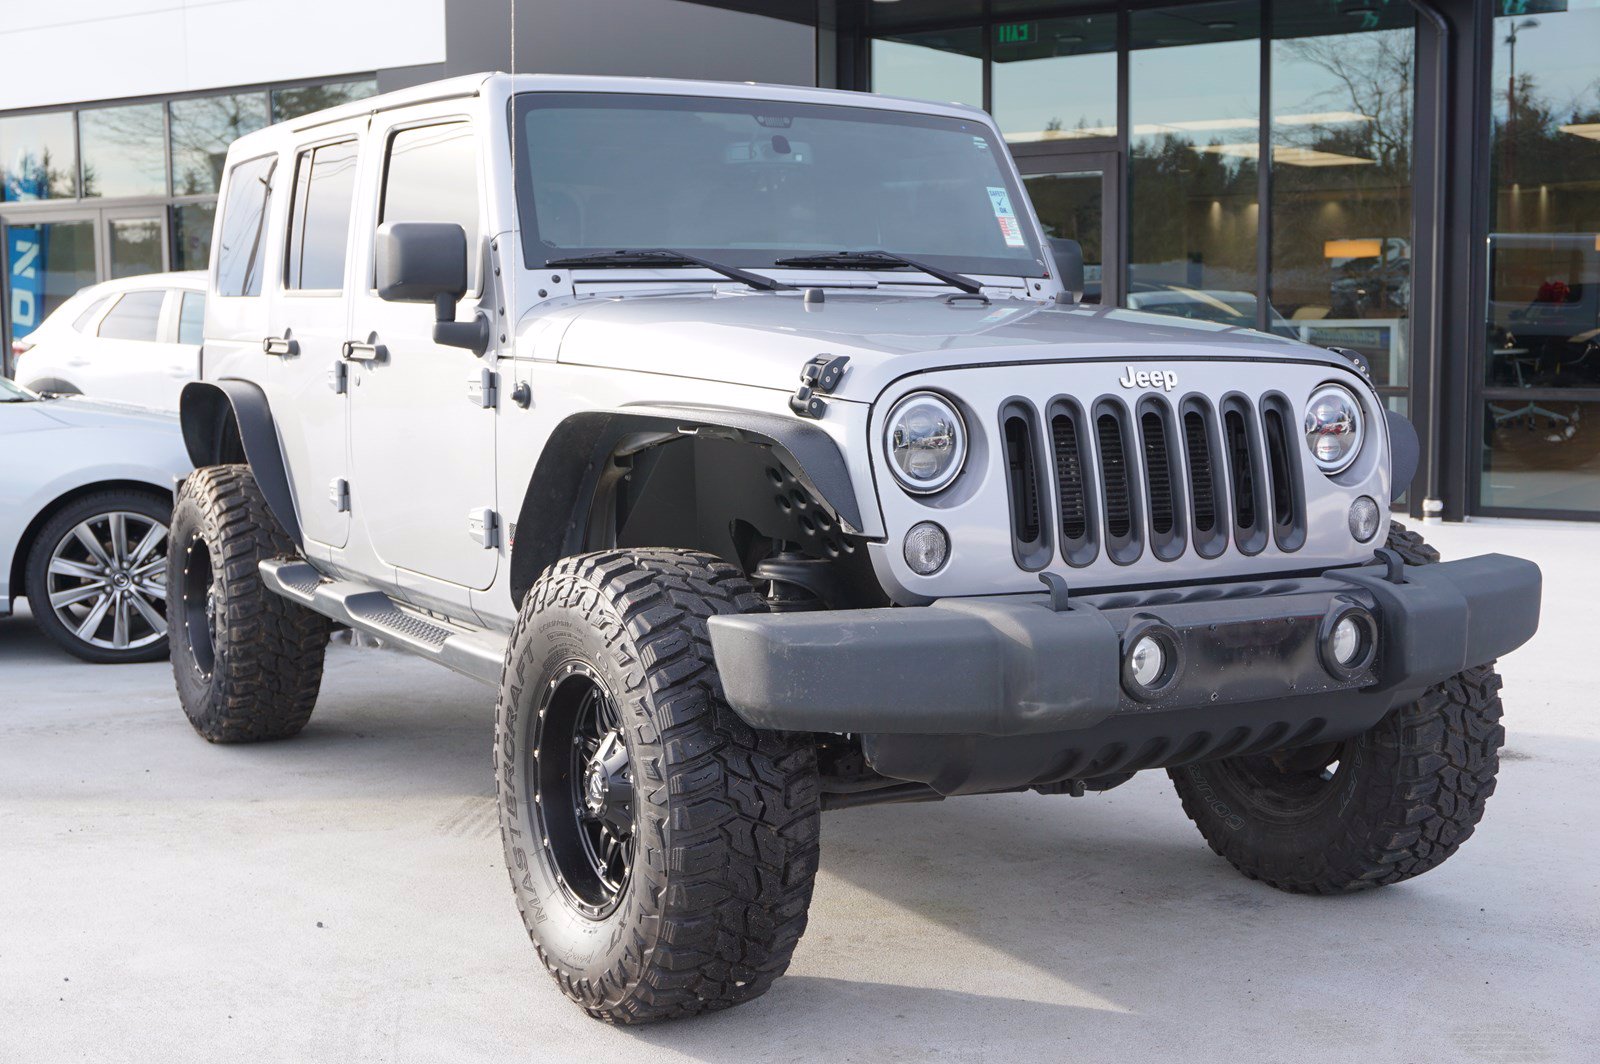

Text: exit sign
xmin=996 ymin=22 xmax=1037 ymax=46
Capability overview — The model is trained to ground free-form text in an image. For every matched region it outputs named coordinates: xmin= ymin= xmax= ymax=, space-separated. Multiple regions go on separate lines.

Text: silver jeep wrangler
xmin=169 ymin=73 xmax=1541 ymax=1023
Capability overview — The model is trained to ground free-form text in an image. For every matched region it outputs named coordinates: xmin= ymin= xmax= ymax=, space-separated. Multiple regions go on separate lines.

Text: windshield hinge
xmin=788 ymin=354 xmax=850 ymax=420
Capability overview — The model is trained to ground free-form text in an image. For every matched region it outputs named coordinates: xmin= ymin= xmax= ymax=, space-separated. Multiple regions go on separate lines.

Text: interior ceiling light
xmin=1559 ymin=122 xmax=1600 ymax=141
xmin=1012 ymin=112 xmax=1371 ymax=144
xmin=1325 ymin=238 xmax=1384 ymax=259
xmin=1197 ymin=143 xmax=1375 ymax=167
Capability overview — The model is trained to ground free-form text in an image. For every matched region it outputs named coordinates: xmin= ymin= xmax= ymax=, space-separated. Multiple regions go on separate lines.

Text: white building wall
xmin=0 ymin=0 xmax=448 ymax=111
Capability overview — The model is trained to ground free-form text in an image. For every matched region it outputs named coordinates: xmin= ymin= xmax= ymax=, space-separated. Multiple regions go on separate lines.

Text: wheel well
xmin=9 ymin=480 xmax=172 ymax=605
xmin=178 ymin=383 xmax=246 ymax=467
xmin=508 ymin=426 xmax=884 ymax=611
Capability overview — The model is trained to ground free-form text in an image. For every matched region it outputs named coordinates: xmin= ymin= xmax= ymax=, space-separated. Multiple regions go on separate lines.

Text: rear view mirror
xmin=1049 ymin=238 xmax=1085 ymax=304
xmin=375 ymin=221 xmax=488 ymax=355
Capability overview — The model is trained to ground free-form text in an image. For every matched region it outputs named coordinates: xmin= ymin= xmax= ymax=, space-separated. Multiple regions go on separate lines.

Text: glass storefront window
xmin=870 ymin=28 xmax=983 ymax=110
xmin=4 ymin=220 xmax=96 ymax=343
xmin=80 ymin=104 xmax=166 ymax=199
xmin=1128 ymin=2 xmax=1261 ymax=318
xmin=991 ymin=15 xmax=1117 ymax=144
xmin=271 ymin=79 xmax=380 ymax=123
xmin=1482 ymin=2 xmax=1600 ymax=514
xmin=172 ymin=203 xmax=217 ymax=273
xmin=1271 ymin=5 xmax=1415 ymax=397
xmin=170 ymin=93 xmax=269 ymax=196
xmin=0 ymin=112 xmax=77 ymax=201
xmin=107 ymin=217 xmax=165 ymax=279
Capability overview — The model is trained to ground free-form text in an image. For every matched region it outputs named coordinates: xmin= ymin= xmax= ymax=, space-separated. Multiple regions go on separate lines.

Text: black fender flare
xmin=178 ymin=379 xmax=303 ymax=548
xmin=508 ymin=403 xmax=868 ymax=606
xmin=1385 ymin=408 xmax=1420 ymax=503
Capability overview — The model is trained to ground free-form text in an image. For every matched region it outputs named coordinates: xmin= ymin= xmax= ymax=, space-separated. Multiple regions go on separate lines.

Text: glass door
xmin=1012 ymin=148 xmax=1121 ymax=305
xmin=3 ymin=210 xmax=100 ymax=374
xmin=102 ymin=208 xmax=168 ymax=280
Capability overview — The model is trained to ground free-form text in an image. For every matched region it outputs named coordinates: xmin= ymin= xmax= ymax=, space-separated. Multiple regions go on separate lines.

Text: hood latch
xmin=788 ymin=354 xmax=850 ymax=420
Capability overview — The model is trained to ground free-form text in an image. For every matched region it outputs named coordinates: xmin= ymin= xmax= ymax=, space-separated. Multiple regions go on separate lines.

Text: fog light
xmin=1331 ymin=616 xmax=1361 ymax=665
xmin=1348 ymin=495 xmax=1380 ymax=542
xmin=1318 ymin=604 xmax=1377 ymax=680
xmin=1120 ymin=619 xmax=1182 ymax=702
xmin=903 ymin=521 xmax=950 ymax=575
xmin=1129 ymin=635 xmax=1165 ymax=688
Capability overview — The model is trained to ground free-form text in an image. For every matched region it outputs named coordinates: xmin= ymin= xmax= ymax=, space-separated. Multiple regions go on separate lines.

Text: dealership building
xmin=1 ymin=0 xmax=1597 ymax=521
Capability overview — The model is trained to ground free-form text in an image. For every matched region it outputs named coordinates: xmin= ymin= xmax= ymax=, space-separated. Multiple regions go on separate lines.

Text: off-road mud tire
xmin=1169 ymin=522 xmax=1505 ymax=893
xmin=495 ymin=548 xmax=820 ymax=1024
xmin=168 ymin=464 xmax=330 ymax=742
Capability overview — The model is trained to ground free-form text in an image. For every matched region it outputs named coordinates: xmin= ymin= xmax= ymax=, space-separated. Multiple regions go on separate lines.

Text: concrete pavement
xmin=2 ymin=518 xmax=1596 ymax=1063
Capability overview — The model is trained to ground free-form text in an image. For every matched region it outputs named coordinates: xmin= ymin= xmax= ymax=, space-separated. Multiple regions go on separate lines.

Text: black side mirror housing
xmin=375 ymin=221 xmax=489 ymax=355
xmin=1048 ymin=237 xmax=1085 ymax=304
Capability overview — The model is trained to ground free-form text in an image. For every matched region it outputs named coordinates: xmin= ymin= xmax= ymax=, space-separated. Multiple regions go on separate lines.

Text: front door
xmin=346 ymin=114 xmax=498 ymax=592
xmin=1013 ymin=148 xmax=1121 ymax=306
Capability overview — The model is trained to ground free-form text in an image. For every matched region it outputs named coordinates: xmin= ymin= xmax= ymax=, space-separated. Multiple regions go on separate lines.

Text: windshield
xmin=0 ymin=377 xmax=37 ymax=402
xmin=513 ymin=93 xmax=1047 ymax=279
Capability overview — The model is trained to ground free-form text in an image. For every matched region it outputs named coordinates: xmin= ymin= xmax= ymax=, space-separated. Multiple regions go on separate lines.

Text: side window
xmin=72 ymin=296 xmax=108 ymax=332
xmin=285 ymin=139 xmax=359 ymax=291
xmin=380 ymin=122 xmax=481 ymax=290
xmin=97 ymin=290 xmax=165 ymax=342
xmin=215 ymin=153 xmax=276 ymax=297
xmin=178 ymin=291 xmax=206 ymax=345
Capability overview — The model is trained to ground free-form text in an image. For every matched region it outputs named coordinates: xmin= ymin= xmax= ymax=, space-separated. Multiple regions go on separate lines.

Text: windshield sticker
xmin=987 ymin=186 xmax=1026 ymax=248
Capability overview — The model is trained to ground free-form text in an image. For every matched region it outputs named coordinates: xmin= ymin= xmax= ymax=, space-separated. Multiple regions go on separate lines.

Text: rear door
xmin=345 ymin=113 xmax=498 ymax=591
xmin=266 ymin=124 xmax=366 ymax=552
xmin=89 ymin=287 xmax=173 ymax=407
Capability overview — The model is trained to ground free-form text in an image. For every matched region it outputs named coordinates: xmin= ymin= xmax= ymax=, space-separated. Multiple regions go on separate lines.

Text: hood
xmin=31 ymin=395 xmax=181 ymax=432
xmin=547 ymin=289 xmax=1342 ymax=401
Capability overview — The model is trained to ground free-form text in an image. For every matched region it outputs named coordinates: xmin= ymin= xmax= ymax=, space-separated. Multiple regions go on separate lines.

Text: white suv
xmin=13 ymin=271 xmax=206 ymax=412
xmin=167 ymin=73 xmax=1540 ymax=1024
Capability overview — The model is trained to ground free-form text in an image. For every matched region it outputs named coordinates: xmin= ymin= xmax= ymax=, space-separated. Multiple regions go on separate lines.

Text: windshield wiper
xmin=543 ymin=248 xmax=790 ymax=292
xmin=771 ymin=250 xmax=983 ymax=295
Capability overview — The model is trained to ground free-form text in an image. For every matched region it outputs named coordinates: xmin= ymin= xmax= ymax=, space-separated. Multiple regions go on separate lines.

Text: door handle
xmin=341 ymin=338 xmax=387 ymax=362
xmin=263 ymin=335 xmax=298 ymax=357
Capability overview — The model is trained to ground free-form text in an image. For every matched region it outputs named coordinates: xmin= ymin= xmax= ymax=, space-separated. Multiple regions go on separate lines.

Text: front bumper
xmin=707 ymin=553 xmax=1541 ymax=793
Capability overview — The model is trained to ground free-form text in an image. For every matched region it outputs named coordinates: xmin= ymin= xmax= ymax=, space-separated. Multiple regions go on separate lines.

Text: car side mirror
xmin=1048 ymin=238 xmax=1085 ymax=304
xmin=375 ymin=221 xmax=489 ymax=355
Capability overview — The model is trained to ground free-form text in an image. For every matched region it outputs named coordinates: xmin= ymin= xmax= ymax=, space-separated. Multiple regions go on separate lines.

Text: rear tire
xmin=1169 ymin=522 xmax=1505 ymax=893
xmin=495 ymin=548 xmax=820 ymax=1024
xmin=167 ymin=465 xmax=331 ymax=743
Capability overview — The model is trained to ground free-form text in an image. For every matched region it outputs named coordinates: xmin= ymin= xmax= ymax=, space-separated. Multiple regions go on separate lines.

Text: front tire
xmin=1170 ymin=522 xmax=1505 ymax=893
xmin=167 ymin=465 xmax=331 ymax=743
xmin=496 ymin=549 xmax=820 ymax=1024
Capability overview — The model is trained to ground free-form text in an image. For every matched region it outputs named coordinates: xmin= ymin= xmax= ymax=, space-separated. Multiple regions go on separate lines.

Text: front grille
xmin=1005 ymin=391 xmax=1306 ymax=568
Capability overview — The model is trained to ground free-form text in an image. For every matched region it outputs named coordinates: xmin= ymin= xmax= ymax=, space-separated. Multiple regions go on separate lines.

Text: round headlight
xmin=885 ymin=392 xmax=967 ymax=495
xmin=1304 ymin=384 xmax=1364 ymax=475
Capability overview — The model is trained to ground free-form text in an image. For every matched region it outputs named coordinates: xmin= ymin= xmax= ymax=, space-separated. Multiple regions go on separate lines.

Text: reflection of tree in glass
xmin=171 ymin=95 xmax=269 ymax=196
xmin=272 ymin=81 xmax=379 ymax=123
xmin=1277 ymin=33 xmax=1413 ymax=171
xmin=79 ymin=104 xmax=165 ymax=198
xmin=3 ymin=148 xmax=74 ymax=200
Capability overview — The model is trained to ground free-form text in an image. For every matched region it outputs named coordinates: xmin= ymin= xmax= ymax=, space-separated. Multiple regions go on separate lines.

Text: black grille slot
xmin=1185 ymin=411 xmax=1217 ymax=534
xmin=1224 ymin=408 xmax=1257 ymax=532
xmin=1004 ymin=415 xmax=1041 ymax=546
xmin=1263 ymin=407 xmax=1294 ymax=533
xmin=1097 ymin=412 xmax=1132 ymax=540
xmin=1052 ymin=414 xmax=1088 ymax=541
xmin=1141 ymin=411 xmax=1175 ymax=537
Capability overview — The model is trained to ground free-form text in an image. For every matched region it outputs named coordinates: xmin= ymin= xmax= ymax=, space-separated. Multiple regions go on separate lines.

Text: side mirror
xmin=375 ymin=221 xmax=489 ymax=355
xmin=1048 ymin=237 xmax=1085 ymax=304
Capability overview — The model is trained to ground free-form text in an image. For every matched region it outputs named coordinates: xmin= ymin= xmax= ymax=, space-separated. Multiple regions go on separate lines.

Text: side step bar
xmin=259 ymin=559 xmax=507 ymax=686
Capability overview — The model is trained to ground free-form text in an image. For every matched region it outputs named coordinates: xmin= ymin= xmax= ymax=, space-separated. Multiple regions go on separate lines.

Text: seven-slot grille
xmin=1002 ymin=391 xmax=1306 ymax=569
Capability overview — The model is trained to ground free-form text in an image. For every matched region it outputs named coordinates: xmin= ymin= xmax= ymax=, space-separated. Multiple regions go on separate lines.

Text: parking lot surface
xmin=2 ymin=519 xmax=1596 ymax=1063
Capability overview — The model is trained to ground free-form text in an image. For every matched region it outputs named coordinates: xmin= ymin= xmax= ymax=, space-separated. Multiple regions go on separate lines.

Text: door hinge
xmin=467 ymin=507 xmax=499 ymax=549
xmin=467 ymin=368 xmax=498 ymax=408
xmin=330 ymin=478 xmax=350 ymax=513
xmin=328 ymin=360 xmax=348 ymax=394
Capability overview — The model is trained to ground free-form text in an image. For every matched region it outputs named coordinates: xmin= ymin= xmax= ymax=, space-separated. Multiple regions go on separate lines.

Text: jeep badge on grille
xmin=1118 ymin=365 xmax=1178 ymax=391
